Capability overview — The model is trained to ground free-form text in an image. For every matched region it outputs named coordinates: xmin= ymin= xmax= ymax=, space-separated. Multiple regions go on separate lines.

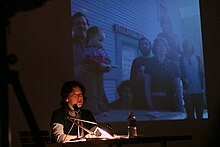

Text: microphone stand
xmin=69 ymin=117 xmax=98 ymax=125
xmin=76 ymin=113 xmax=81 ymax=138
xmin=66 ymin=104 xmax=113 ymax=140
xmin=66 ymin=117 xmax=95 ymax=137
xmin=67 ymin=117 xmax=113 ymax=139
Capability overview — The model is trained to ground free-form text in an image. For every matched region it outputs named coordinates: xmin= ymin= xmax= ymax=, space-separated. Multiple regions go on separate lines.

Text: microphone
xmin=73 ymin=104 xmax=81 ymax=118
xmin=73 ymin=104 xmax=79 ymax=112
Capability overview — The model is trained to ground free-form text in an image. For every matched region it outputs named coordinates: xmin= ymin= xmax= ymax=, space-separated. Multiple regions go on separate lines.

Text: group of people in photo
xmin=120 ymin=17 xmax=205 ymax=120
xmin=119 ymin=16 xmax=206 ymax=120
xmin=71 ymin=11 xmax=206 ymax=119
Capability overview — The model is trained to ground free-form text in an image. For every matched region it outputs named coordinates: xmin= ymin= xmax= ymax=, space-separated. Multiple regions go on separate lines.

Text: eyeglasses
xmin=71 ymin=93 xmax=83 ymax=99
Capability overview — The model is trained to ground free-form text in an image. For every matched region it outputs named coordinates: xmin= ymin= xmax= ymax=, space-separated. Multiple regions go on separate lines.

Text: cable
xmin=63 ymin=122 xmax=75 ymax=142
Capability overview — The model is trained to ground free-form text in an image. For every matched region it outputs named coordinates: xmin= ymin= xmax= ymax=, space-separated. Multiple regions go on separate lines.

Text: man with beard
xmin=130 ymin=37 xmax=154 ymax=110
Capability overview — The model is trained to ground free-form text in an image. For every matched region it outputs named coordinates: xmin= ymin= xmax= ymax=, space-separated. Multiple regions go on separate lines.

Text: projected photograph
xmin=71 ymin=0 xmax=208 ymax=122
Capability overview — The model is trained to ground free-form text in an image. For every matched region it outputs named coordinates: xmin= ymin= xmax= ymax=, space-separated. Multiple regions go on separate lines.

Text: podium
xmin=21 ymin=135 xmax=192 ymax=147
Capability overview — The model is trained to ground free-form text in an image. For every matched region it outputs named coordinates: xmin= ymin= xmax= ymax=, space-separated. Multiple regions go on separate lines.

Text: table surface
xmin=20 ymin=135 xmax=192 ymax=147
xmin=33 ymin=135 xmax=192 ymax=147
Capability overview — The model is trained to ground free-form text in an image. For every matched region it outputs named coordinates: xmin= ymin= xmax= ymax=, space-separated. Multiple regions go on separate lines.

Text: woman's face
xmin=156 ymin=40 xmax=167 ymax=57
xmin=72 ymin=16 xmax=88 ymax=39
xmin=65 ymin=86 xmax=83 ymax=110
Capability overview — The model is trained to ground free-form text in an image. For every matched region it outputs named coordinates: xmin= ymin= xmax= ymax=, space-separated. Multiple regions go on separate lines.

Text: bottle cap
xmin=129 ymin=112 xmax=134 ymax=115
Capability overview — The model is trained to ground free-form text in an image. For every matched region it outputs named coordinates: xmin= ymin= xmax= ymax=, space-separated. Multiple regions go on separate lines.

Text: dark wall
xmin=6 ymin=0 xmax=220 ymax=147
xmin=7 ymin=0 xmax=72 ymax=146
xmin=199 ymin=0 xmax=220 ymax=146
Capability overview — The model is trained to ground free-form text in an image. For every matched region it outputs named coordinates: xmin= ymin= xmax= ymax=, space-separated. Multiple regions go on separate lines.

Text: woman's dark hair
xmin=116 ymin=80 xmax=131 ymax=96
xmin=71 ymin=12 xmax=89 ymax=26
xmin=60 ymin=80 xmax=87 ymax=108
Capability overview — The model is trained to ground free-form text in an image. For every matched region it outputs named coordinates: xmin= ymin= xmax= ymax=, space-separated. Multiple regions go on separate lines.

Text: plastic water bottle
xmin=127 ymin=112 xmax=137 ymax=138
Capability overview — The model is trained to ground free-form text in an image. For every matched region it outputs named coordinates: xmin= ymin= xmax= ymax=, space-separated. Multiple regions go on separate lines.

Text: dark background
xmin=2 ymin=0 xmax=220 ymax=146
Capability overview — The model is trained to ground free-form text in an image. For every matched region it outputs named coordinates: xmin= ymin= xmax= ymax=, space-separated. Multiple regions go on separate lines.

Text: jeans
xmin=184 ymin=93 xmax=205 ymax=119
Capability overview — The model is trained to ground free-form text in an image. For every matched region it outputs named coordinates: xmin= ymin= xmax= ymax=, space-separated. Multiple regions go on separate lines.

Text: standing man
xmin=130 ymin=37 xmax=154 ymax=110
